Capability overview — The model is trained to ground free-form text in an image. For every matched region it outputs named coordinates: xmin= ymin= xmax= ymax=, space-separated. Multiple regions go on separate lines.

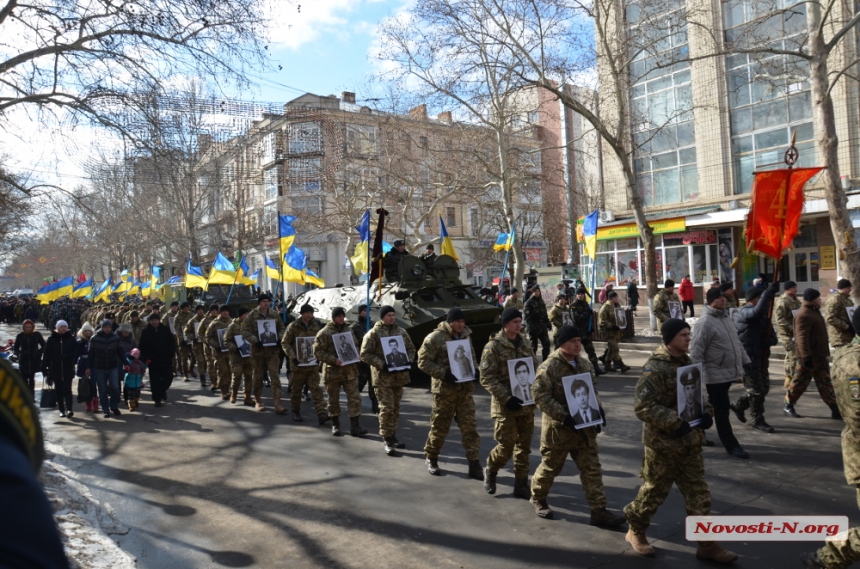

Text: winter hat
xmin=118 ymin=322 xmax=132 ymax=333
xmin=148 ymin=313 xmax=161 ymax=321
xmin=446 ymin=308 xmax=465 ymax=323
xmin=664 ymin=279 xmax=675 ymax=288
xmin=511 ymin=288 xmax=518 ymax=294
xmin=358 ymin=304 xmax=368 ymax=314
xmin=170 ymin=300 xmax=179 ymax=307
xmin=130 ymin=310 xmax=140 ymax=318
xmin=22 ymin=319 xmax=34 ymax=329
xmin=576 ymin=287 xmax=586 ymax=295
xmin=55 ymin=320 xmax=68 ymax=330
xmin=100 ymin=319 xmax=113 ymax=329
xmin=238 ymin=307 xmax=249 ymax=316
xmin=803 ymin=288 xmax=820 ymax=302
xmin=80 ymin=323 xmax=94 ymax=334
xmin=501 ymin=307 xmax=522 ymax=325
xmin=300 ymin=303 xmax=315 ymax=314
xmin=661 ymin=318 xmax=690 ymax=346
xmin=556 ymin=294 xmax=566 ymax=302
xmin=555 ymin=325 xmax=582 ymax=347
xmin=257 ymin=294 xmax=270 ymax=304
xmin=130 ymin=348 xmax=140 ymax=358
xmin=720 ymin=282 xmax=734 ymax=292
xmin=220 ymin=305 xmax=231 ymax=314
xmin=784 ymin=280 xmax=797 ymax=291
xmin=838 ymin=279 xmax=852 ymax=290
xmin=607 ymin=291 xmax=618 ymax=299
xmin=180 ymin=301 xmax=190 ymax=309
xmin=332 ymin=307 xmax=346 ymax=319
xmin=195 ymin=305 xmax=205 ymax=312
xmin=380 ymin=305 xmax=395 ymax=318
xmin=745 ymin=288 xmax=763 ymax=302
xmin=706 ymin=288 xmax=724 ymax=305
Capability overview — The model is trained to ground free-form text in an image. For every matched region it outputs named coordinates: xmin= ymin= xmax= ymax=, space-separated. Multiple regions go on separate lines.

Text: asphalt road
xmin=14 ymin=322 xmax=853 ymax=569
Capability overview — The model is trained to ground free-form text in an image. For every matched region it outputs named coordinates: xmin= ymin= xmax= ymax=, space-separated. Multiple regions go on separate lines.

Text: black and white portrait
xmin=561 ymin=313 xmax=573 ymax=327
xmin=615 ymin=308 xmax=627 ymax=330
xmin=381 ymin=335 xmax=411 ymax=371
xmin=848 ymin=306 xmax=857 ymax=323
xmin=446 ymin=339 xmax=476 ymax=382
xmin=257 ymin=319 xmax=278 ymax=347
xmin=235 ymin=334 xmax=250 ymax=358
xmin=507 ymin=357 xmax=535 ymax=405
xmin=296 ymin=337 xmax=317 ymax=366
xmin=728 ymin=308 xmax=739 ymax=324
xmin=194 ymin=321 xmax=202 ymax=341
xmin=168 ymin=316 xmax=176 ymax=335
xmin=333 ymin=332 xmax=360 ymax=365
xmin=669 ymin=301 xmax=683 ymax=320
xmin=216 ymin=328 xmax=228 ymax=352
xmin=677 ymin=363 xmax=703 ymax=427
xmin=562 ymin=373 xmax=602 ymax=429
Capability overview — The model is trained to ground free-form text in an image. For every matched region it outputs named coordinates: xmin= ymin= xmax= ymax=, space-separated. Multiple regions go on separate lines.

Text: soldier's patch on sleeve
xmin=481 ymin=358 xmax=491 ymax=369
xmin=850 ymin=378 xmax=860 ymax=400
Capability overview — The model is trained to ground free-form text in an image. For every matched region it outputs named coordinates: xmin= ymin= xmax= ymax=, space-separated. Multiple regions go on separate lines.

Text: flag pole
xmin=225 ymin=261 xmax=240 ymax=306
xmin=365 ymin=234 xmax=371 ymax=332
xmin=498 ymin=225 xmax=513 ymax=307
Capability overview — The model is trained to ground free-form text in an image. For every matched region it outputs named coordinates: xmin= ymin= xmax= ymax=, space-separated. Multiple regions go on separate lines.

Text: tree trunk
xmin=808 ymin=3 xmax=860 ymax=299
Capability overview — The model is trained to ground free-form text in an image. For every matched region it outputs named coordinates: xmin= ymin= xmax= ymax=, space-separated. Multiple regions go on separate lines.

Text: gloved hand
xmin=443 ymin=370 xmax=458 ymax=384
xmin=698 ymin=413 xmax=713 ymax=430
xmin=123 ymin=365 xmax=130 ymax=372
xmin=767 ymin=282 xmax=780 ymax=295
xmin=803 ymin=357 xmax=814 ymax=369
xmin=562 ymin=414 xmax=577 ymax=431
xmin=256 ymin=341 xmax=264 ymax=349
xmin=292 ymin=358 xmax=300 ymax=366
xmin=676 ymin=421 xmax=692 ymax=437
xmin=146 ymin=359 xmax=152 ymax=365
xmin=505 ymin=396 xmax=523 ymax=411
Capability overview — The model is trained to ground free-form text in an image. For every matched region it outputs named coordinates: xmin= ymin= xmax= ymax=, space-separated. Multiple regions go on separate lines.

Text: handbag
xmin=78 ymin=375 xmax=93 ymax=402
xmin=40 ymin=378 xmax=57 ymax=408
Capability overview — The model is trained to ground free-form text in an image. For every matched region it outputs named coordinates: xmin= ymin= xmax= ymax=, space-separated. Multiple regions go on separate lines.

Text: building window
xmin=470 ymin=208 xmax=479 ymax=236
xmin=528 ymin=110 xmax=540 ymax=124
xmin=261 ymin=132 xmax=279 ymax=164
xmin=263 ymin=167 xmax=282 ymax=199
xmin=288 ymin=122 xmax=321 ymax=154
xmin=346 ymin=125 xmax=377 ymax=155
xmin=263 ymin=204 xmax=277 ymax=235
xmin=419 ymin=136 xmax=429 ymax=157
xmin=447 ymin=207 xmax=456 ymax=227
xmin=292 ymin=196 xmax=322 ymax=213
xmin=288 ymin=157 xmax=320 ymax=193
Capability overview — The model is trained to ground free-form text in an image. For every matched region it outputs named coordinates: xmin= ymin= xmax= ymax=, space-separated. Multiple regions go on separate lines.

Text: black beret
xmin=838 ymin=279 xmax=852 ymax=290
xmin=783 ymin=280 xmax=797 ymax=291
xmin=332 ymin=307 xmax=346 ymax=318
xmin=802 ymin=288 xmax=820 ymax=302
xmin=706 ymin=288 xmax=724 ymax=305
xmin=447 ymin=308 xmax=465 ymax=323
xmin=661 ymin=318 xmax=690 ymax=346
xmin=745 ymin=288 xmax=763 ymax=302
xmin=195 ymin=304 xmax=205 ymax=312
xmin=380 ymin=305 xmax=395 ymax=318
xmin=555 ymin=325 xmax=582 ymax=347
xmin=501 ymin=307 xmax=522 ymax=325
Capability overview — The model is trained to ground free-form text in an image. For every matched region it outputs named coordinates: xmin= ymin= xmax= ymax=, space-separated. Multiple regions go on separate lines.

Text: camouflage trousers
xmin=486 ymin=411 xmax=535 ymax=477
xmin=177 ymin=343 xmax=193 ymax=376
xmin=582 ymin=337 xmax=600 ymax=369
xmin=604 ymin=333 xmax=622 ymax=366
xmin=624 ymin=447 xmax=710 ymax=533
xmin=531 ymin=428 xmax=606 ymax=508
xmin=213 ymin=353 xmax=231 ymax=395
xmin=818 ymin=488 xmax=860 ymax=569
xmin=376 ymin=385 xmax=404 ymax=438
xmin=204 ymin=345 xmax=217 ymax=384
xmin=229 ymin=353 xmax=253 ymax=397
xmin=192 ymin=343 xmax=206 ymax=379
xmin=780 ymin=337 xmax=796 ymax=388
xmin=786 ymin=360 xmax=836 ymax=406
xmin=325 ymin=377 xmax=362 ymax=418
xmin=251 ymin=347 xmax=283 ymax=400
xmin=423 ymin=388 xmax=480 ymax=461
xmin=733 ymin=367 xmax=770 ymax=421
xmin=290 ymin=368 xmax=326 ymax=415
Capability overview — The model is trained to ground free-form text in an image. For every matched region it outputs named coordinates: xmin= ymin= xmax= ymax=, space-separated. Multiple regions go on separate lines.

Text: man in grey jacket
xmin=690 ymin=287 xmax=752 ymax=459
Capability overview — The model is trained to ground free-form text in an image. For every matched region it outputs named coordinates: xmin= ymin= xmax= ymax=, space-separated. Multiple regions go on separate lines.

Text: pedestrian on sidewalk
xmin=571 ymin=288 xmax=604 ymax=375
xmin=13 ymin=319 xmax=45 ymax=395
xmin=690 ymin=287 xmax=751 ymax=459
xmin=88 ymin=319 xmax=126 ymax=418
xmin=138 ymin=313 xmax=175 ymax=408
xmin=652 ymin=280 xmax=680 ymax=330
xmin=679 ymin=275 xmax=694 ymax=317
xmin=626 ymin=278 xmax=639 ymax=312
xmin=75 ymin=323 xmax=98 ymax=412
xmin=598 ymin=282 xmax=613 ymax=304
xmin=774 ymin=281 xmax=801 ymax=389
xmin=41 ymin=320 xmax=79 ymax=418
xmin=123 ymin=349 xmax=146 ymax=411
xmin=598 ymin=292 xmax=630 ymax=373
xmin=524 ymin=287 xmax=551 ymax=361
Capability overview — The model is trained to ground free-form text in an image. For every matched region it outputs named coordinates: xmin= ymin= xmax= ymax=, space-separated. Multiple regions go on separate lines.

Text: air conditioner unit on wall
xmin=600 ymin=210 xmax=615 ymax=223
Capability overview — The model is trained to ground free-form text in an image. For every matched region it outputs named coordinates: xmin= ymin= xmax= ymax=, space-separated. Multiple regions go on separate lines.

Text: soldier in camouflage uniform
xmin=480 ymin=308 xmax=536 ymax=498
xmin=243 ymin=295 xmax=287 ymax=413
xmin=775 ymin=281 xmax=802 ymax=389
xmin=598 ymin=292 xmax=630 ymax=373
xmin=313 ymin=307 xmax=367 ymax=437
xmin=548 ymin=295 xmax=572 ymax=333
xmin=825 ymin=279 xmax=856 ymax=354
xmin=185 ymin=305 xmax=207 ymax=384
xmin=803 ymin=309 xmax=860 ymax=569
xmin=173 ymin=302 xmax=194 ymax=381
xmin=360 ymin=305 xmax=417 ymax=455
xmin=128 ymin=311 xmax=147 ymax=345
xmin=528 ymin=325 xmax=626 ymax=528
xmin=206 ymin=306 xmax=233 ymax=400
xmin=352 ymin=305 xmax=378 ymax=414
xmin=503 ymin=289 xmax=523 ymax=310
xmin=417 ymin=308 xmax=482 ymax=478
xmin=721 ymin=282 xmax=739 ymax=309
xmin=524 ymin=287 xmax=551 ymax=361
xmin=199 ymin=304 xmax=220 ymax=392
xmin=282 ymin=303 xmax=328 ymax=422
xmin=224 ymin=307 xmax=253 ymax=406
xmin=571 ymin=287 xmax=604 ymax=375
xmin=623 ymin=318 xmax=737 ymax=564
xmin=652 ymin=280 xmax=681 ymax=329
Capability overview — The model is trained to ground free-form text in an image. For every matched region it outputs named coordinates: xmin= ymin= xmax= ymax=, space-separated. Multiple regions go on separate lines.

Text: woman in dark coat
xmin=138 ymin=313 xmax=176 ymax=407
xmin=627 ymin=278 xmax=640 ymax=312
xmin=13 ymin=319 xmax=46 ymax=394
xmin=41 ymin=320 xmax=80 ymax=417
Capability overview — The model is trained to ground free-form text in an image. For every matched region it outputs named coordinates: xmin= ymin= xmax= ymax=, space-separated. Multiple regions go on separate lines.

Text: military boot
xmin=255 ymin=397 xmax=266 ymax=412
xmin=318 ymin=413 xmax=331 ymax=425
xmin=590 ymin=507 xmax=626 ymax=528
xmin=426 ymin=456 xmax=440 ymax=475
xmin=384 ymin=438 xmax=396 ymax=455
xmin=331 ymin=416 xmax=342 ymax=436
xmin=784 ymin=403 xmax=801 ymax=418
xmin=292 ymin=410 xmax=304 ymax=422
xmin=468 ymin=459 xmax=483 ymax=480
xmin=210 ymin=382 xmax=219 ymax=393
xmin=830 ymin=403 xmax=842 ymax=420
xmin=752 ymin=418 xmax=774 ymax=433
xmin=530 ymin=497 xmax=553 ymax=519
xmin=625 ymin=530 xmax=655 ymax=557
xmin=243 ymin=394 xmax=254 ymax=406
xmin=274 ymin=397 xmax=287 ymax=415
xmin=730 ymin=401 xmax=747 ymax=423
xmin=598 ymin=353 xmax=607 ymax=365
xmin=618 ymin=362 xmax=631 ymax=373
xmin=350 ymin=416 xmax=368 ymax=437
xmin=695 ymin=541 xmax=737 ymax=564
xmin=483 ymin=468 xmax=497 ymax=494
xmin=513 ymin=477 xmax=531 ymax=499
xmin=604 ymin=362 xmax=616 ymax=372
xmin=230 ymin=388 xmax=238 ymax=404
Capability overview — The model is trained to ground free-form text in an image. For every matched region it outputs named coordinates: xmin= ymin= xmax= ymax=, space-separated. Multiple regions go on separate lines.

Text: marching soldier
xmin=524 ymin=287 xmax=551 ymax=361
xmin=825 ymin=279 xmax=855 ymax=354
xmin=571 ymin=287 xmax=604 ymax=375
xmin=652 ymin=279 xmax=681 ymax=329
xmin=503 ymin=289 xmax=523 ymax=310
xmin=417 ymin=308 xmax=482 ymax=479
xmin=529 ymin=325 xmax=626 ymax=528
xmin=224 ymin=307 xmax=254 ymax=406
xmin=206 ymin=305 xmax=233 ymax=400
xmin=775 ymin=280 xmax=801 ymax=389
xmin=480 ymin=308 xmax=536 ymax=498
xmin=623 ymin=318 xmax=736 ymax=564
xmin=352 ymin=304 xmax=378 ymax=414
xmin=313 ymin=307 xmax=368 ymax=437
xmin=598 ymin=291 xmax=630 ymax=373
xmin=199 ymin=304 xmax=220 ymax=392
xmin=242 ymin=295 xmax=287 ymax=413
xmin=185 ymin=305 xmax=207 ymax=385
xmin=721 ymin=282 xmax=740 ymax=309
xmin=173 ymin=302 xmax=194 ymax=381
xmin=282 ymin=303 xmax=328 ymax=423
xmin=360 ymin=305 xmax=417 ymax=455
xmin=548 ymin=294 xmax=571 ymax=333
xmin=128 ymin=311 xmax=147 ymax=345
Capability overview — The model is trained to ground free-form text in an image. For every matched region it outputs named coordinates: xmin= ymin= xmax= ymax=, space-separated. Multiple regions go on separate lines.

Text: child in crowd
xmin=124 ymin=348 xmax=147 ymax=411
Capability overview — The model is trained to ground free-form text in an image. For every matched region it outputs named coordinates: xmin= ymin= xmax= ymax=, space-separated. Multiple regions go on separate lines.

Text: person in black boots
xmin=41 ymin=320 xmax=79 ymax=418
xmin=13 ymin=319 xmax=45 ymax=395
xmin=138 ymin=313 xmax=176 ymax=408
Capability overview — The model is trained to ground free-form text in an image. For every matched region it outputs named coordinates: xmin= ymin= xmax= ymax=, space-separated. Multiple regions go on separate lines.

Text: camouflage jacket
xmin=199 ymin=314 xmax=218 ymax=345
xmin=479 ymin=330 xmax=535 ymax=418
xmin=314 ymin=320 xmax=360 ymax=383
xmin=418 ymin=322 xmax=477 ymax=395
xmin=825 ymin=292 xmax=855 ymax=348
xmin=570 ymin=298 xmax=593 ymax=334
xmin=833 ymin=341 xmax=860 ymax=485
xmin=634 ymin=345 xmax=713 ymax=456
xmin=548 ymin=303 xmax=571 ymax=332
xmin=533 ymin=348 xmax=598 ymax=446
xmin=351 ymin=317 xmax=373 ymax=345
xmin=223 ymin=317 xmax=246 ymax=360
xmin=652 ymin=290 xmax=680 ymax=323
xmin=724 ymin=293 xmax=740 ymax=309
xmin=241 ymin=307 xmax=285 ymax=352
xmin=173 ymin=310 xmax=193 ymax=345
xmin=360 ymin=320 xmax=416 ymax=388
xmin=774 ymin=293 xmax=801 ymax=340
xmin=185 ymin=313 xmax=206 ymax=344
xmin=205 ymin=315 xmax=231 ymax=353
xmin=282 ymin=317 xmax=322 ymax=360
xmin=598 ymin=301 xmax=623 ymax=339
xmin=524 ymin=295 xmax=550 ymax=335
xmin=503 ymin=297 xmax=523 ymax=310
xmin=128 ymin=318 xmax=147 ymax=345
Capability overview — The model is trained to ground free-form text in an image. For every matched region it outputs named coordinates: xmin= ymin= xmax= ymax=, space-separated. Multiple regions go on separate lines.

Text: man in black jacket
xmin=731 ymin=282 xmax=780 ymax=433
xmin=139 ymin=313 xmax=176 ymax=407
xmin=87 ymin=319 xmax=126 ymax=418
xmin=41 ymin=320 xmax=79 ymax=418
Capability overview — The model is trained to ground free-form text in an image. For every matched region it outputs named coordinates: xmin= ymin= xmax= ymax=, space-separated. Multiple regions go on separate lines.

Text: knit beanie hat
xmin=838 ymin=279 xmax=852 ymax=290
xmin=148 ymin=313 xmax=161 ymax=321
xmin=501 ymin=307 xmax=522 ymax=325
xmin=802 ymin=288 xmax=820 ymax=302
xmin=555 ymin=325 xmax=582 ymax=347
xmin=446 ymin=308 xmax=465 ymax=323
xmin=300 ymin=303 xmax=314 ymax=314
xmin=55 ymin=320 xmax=68 ymax=330
xmin=332 ymin=307 xmax=346 ymax=319
xmin=664 ymin=279 xmax=675 ymax=288
xmin=380 ymin=305 xmax=395 ymax=318
xmin=706 ymin=288 xmax=723 ymax=305
xmin=238 ymin=307 xmax=249 ymax=316
xmin=720 ymin=282 xmax=733 ymax=292
xmin=257 ymin=294 xmax=270 ymax=304
xmin=101 ymin=319 xmax=113 ymax=328
xmin=746 ymin=288 xmax=763 ymax=302
xmin=576 ymin=287 xmax=586 ymax=294
xmin=220 ymin=305 xmax=231 ymax=313
xmin=784 ymin=280 xmax=797 ymax=291
xmin=661 ymin=318 xmax=690 ymax=346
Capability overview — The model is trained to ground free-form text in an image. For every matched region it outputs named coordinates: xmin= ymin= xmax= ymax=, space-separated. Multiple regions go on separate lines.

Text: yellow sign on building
xmin=820 ymin=245 xmax=836 ymax=270
xmin=575 ymin=217 xmax=687 ymax=242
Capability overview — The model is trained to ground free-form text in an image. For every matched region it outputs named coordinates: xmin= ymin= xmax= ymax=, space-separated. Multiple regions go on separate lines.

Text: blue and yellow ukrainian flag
xmin=150 ymin=266 xmax=162 ymax=291
xmin=114 ymin=270 xmax=134 ymax=294
xmin=350 ymin=209 xmax=371 ymax=275
xmin=36 ymin=283 xmax=54 ymax=304
xmin=279 ymin=214 xmax=297 ymax=259
xmin=582 ymin=209 xmax=600 ymax=260
xmin=265 ymin=257 xmax=281 ymax=281
xmin=304 ymin=268 xmax=325 ymax=288
xmin=54 ymin=276 xmax=75 ymax=299
xmin=94 ymin=279 xmax=112 ymax=303
xmin=493 ymin=229 xmax=515 ymax=252
xmin=282 ymin=246 xmax=307 ymax=284
xmin=70 ymin=278 xmax=93 ymax=299
xmin=208 ymin=251 xmax=238 ymax=285
xmin=185 ymin=259 xmax=209 ymax=290
xmin=237 ymin=258 xmax=257 ymax=286
xmin=439 ymin=216 xmax=459 ymax=262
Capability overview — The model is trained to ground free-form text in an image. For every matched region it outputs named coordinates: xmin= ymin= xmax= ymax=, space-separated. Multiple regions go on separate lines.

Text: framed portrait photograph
xmin=168 ymin=316 xmax=176 ymax=335
xmin=562 ymin=373 xmax=602 ymax=429
xmin=847 ymin=306 xmax=856 ymax=322
xmin=728 ymin=308 xmax=739 ymax=323
xmin=446 ymin=339 xmax=475 ymax=382
xmin=615 ymin=308 xmax=628 ymax=330
xmin=677 ymin=363 xmax=704 ymax=427
xmin=257 ymin=319 xmax=278 ymax=347
xmin=234 ymin=334 xmax=250 ymax=358
xmin=194 ymin=321 xmax=202 ymax=341
xmin=381 ymin=335 xmax=411 ymax=371
xmin=333 ymin=332 xmax=360 ymax=365
xmin=507 ymin=357 xmax=535 ymax=405
xmin=561 ymin=313 xmax=573 ymax=327
xmin=296 ymin=337 xmax=317 ymax=366
xmin=792 ymin=308 xmax=800 ymax=318
xmin=668 ymin=301 xmax=683 ymax=320
xmin=216 ymin=328 xmax=228 ymax=352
